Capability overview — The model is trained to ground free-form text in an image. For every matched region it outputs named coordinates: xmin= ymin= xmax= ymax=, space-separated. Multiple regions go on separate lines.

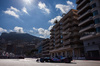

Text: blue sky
xmin=0 ymin=0 xmax=77 ymax=38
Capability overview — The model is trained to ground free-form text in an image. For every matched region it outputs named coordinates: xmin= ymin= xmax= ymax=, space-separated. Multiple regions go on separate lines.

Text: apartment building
xmin=76 ymin=0 xmax=100 ymax=59
xmin=50 ymin=9 xmax=84 ymax=59
xmin=36 ymin=42 xmax=43 ymax=57
xmin=49 ymin=26 xmax=55 ymax=51
xmin=42 ymin=39 xmax=50 ymax=57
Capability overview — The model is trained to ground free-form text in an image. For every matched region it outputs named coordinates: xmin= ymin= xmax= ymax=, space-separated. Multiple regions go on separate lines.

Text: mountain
xmin=0 ymin=32 xmax=44 ymax=43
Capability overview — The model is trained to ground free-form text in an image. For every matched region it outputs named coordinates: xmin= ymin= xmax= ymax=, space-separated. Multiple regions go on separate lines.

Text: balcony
xmin=72 ymin=27 xmax=79 ymax=31
xmin=80 ymin=32 xmax=96 ymax=40
xmin=71 ymin=44 xmax=83 ymax=48
xmin=55 ymin=30 xmax=60 ymax=35
xmin=55 ymin=39 xmax=60 ymax=43
xmin=63 ymin=23 xmax=71 ymax=30
xmin=55 ymin=44 xmax=61 ymax=48
xmin=76 ymin=0 xmax=79 ymax=3
xmin=72 ymin=21 xmax=78 ymax=26
xmin=79 ymin=24 xmax=94 ymax=33
xmin=43 ymin=44 xmax=49 ymax=48
xmin=79 ymin=17 xmax=93 ymax=26
xmin=49 ymin=43 xmax=53 ymax=45
xmin=55 ymin=26 xmax=60 ymax=31
xmin=66 ymin=28 xmax=72 ymax=32
xmin=73 ymin=16 xmax=78 ymax=20
xmin=49 ymin=42 xmax=53 ymax=45
xmin=44 ymin=46 xmax=49 ymax=50
xmin=50 ymin=39 xmax=54 ymax=42
xmin=95 ymin=23 xmax=100 ymax=28
xmin=63 ymin=18 xmax=71 ymax=26
xmin=78 ymin=3 xmax=90 ymax=14
xmin=76 ymin=0 xmax=82 ymax=4
xmin=63 ymin=34 xmax=70 ymax=40
xmin=55 ymin=23 xmax=60 ymax=28
xmin=50 ymin=28 xmax=54 ymax=32
xmin=63 ymin=39 xmax=71 ymax=45
xmin=42 ymin=50 xmax=49 ymax=53
xmin=55 ymin=35 xmax=60 ymax=39
xmin=72 ymin=32 xmax=79 ymax=37
xmin=50 ymin=46 xmax=54 ymax=49
xmin=73 ymin=11 xmax=78 ymax=15
xmin=72 ymin=38 xmax=79 ymax=43
xmin=50 ymin=36 xmax=54 ymax=39
xmin=64 ymin=41 xmax=70 ymax=46
xmin=66 ymin=18 xmax=71 ymax=22
xmin=96 ymin=32 xmax=100 ymax=36
xmin=50 ymin=32 xmax=55 ymax=35
xmin=78 ymin=10 xmax=92 ymax=20
xmin=90 ymin=0 xmax=95 ymax=5
xmin=77 ymin=0 xmax=87 ymax=9
xmin=42 ymin=53 xmax=50 ymax=56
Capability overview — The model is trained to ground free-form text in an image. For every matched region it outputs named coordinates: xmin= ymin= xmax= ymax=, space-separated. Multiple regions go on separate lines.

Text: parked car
xmin=44 ymin=57 xmax=51 ymax=62
xmin=18 ymin=56 xmax=24 ymax=59
xmin=63 ymin=57 xmax=72 ymax=63
xmin=50 ymin=57 xmax=61 ymax=62
xmin=40 ymin=57 xmax=44 ymax=62
xmin=38 ymin=56 xmax=72 ymax=63
xmin=39 ymin=57 xmax=51 ymax=62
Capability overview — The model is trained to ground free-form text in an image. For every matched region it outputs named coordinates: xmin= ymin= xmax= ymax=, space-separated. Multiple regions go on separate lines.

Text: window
xmin=91 ymin=3 xmax=96 ymax=8
xmin=88 ymin=43 xmax=90 ymax=46
xmin=94 ymin=18 xmax=100 ymax=24
xmin=60 ymin=22 xmax=62 ymax=25
xmin=93 ymin=10 xmax=98 ymax=16
xmin=92 ymin=42 xmax=95 ymax=44
xmin=61 ymin=35 xmax=63 ymax=39
xmin=96 ymin=27 xmax=100 ymax=32
xmin=60 ymin=26 xmax=62 ymax=30
xmin=53 ymin=43 xmax=55 ymax=45
xmin=63 ymin=52 xmax=65 ymax=56
xmin=61 ymin=40 xmax=63 ymax=44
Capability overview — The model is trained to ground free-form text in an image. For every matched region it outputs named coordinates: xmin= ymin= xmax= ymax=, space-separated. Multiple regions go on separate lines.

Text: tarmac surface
xmin=0 ymin=58 xmax=100 ymax=66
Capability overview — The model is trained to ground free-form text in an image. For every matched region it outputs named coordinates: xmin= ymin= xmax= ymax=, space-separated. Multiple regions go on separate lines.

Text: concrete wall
xmin=83 ymin=37 xmax=100 ymax=52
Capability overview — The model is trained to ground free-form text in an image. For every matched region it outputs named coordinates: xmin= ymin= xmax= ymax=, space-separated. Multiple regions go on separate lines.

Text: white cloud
xmin=9 ymin=30 xmax=13 ymax=32
xmin=4 ymin=6 xmax=20 ymax=18
xmin=48 ymin=25 xmax=54 ymax=30
xmin=22 ymin=7 xmax=29 ymax=14
xmin=10 ymin=6 xmax=20 ymax=12
xmin=32 ymin=27 xmax=50 ymax=38
xmin=33 ymin=27 xmax=38 ymax=31
xmin=29 ymin=30 xmax=33 ymax=33
xmin=4 ymin=9 xmax=19 ymax=18
xmin=23 ymin=0 xmax=34 ymax=5
xmin=4 ymin=6 xmax=29 ymax=18
xmin=55 ymin=1 xmax=74 ymax=13
xmin=14 ymin=26 xmax=24 ymax=33
xmin=0 ymin=27 xmax=7 ymax=33
xmin=38 ymin=28 xmax=50 ymax=38
xmin=38 ymin=1 xmax=50 ymax=14
xmin=38 ymin=28 xmax=45 ymax=35
xmin=67 ymin=1 xmax=74 ymax=7
xmin=39 ymin=36 xmax=45 ymax=38
xmin=49 ymin=16 xmax=62 ymax=24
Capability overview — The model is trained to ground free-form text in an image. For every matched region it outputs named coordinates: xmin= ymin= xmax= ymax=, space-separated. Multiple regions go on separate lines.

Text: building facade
xmin=36 ymin=42 xmax=43 ymax=57
xmin=50 ymin=9 xmax=84 ymax=59
xmin=41 ymin=39 xmax=50 ymax=57
xmin=76 ymin=0 xmax=100 ymax=60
